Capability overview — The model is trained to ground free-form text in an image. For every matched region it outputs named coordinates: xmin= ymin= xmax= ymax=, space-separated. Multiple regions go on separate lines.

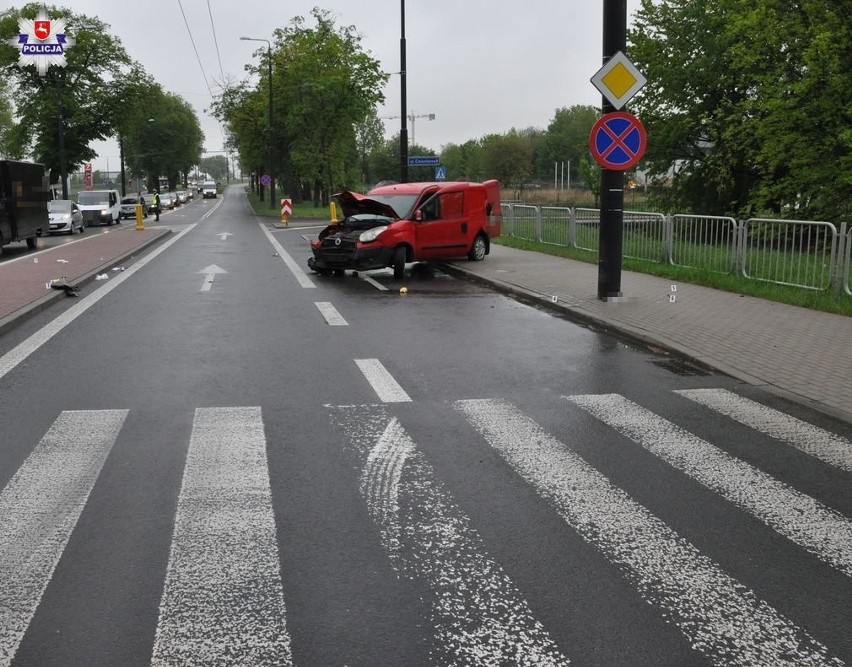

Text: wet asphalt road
xmin=0 ymin=187 xmax=849 ymax=666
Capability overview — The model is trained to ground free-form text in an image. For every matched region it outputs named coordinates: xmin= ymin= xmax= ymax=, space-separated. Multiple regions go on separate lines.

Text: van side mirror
xmin=414 ymin=210 xmax=423 ymax=222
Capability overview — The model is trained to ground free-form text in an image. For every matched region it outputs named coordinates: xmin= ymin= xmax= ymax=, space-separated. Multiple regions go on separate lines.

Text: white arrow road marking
xmin=217 ymin=232 xmax=234 ymax=240
xmin=314 ymin=301 xmax=348 ymax=326
xmin=355 ymin=359 xmax=411 ymax=403
xmin=675 ymin=388 xmax=852 ymax=473
xmin=566 ymin=393 xmax=852 ymax=577
xmin=198 ymin=264 xmax=227 ymax=292
xmin=259 ymin=220 xmax=315 ymax=288
xmin=455 ymin=398 xmax=843 ymax=667
xmin=0 ymin=410 xmax=128 ymax=667
xmin=0 ymin=224 xmax=196 ymax=382
xmin=151 ymin=407 xmax=292 ymax=667
xmin=330 ymin=407 xmax=571 ymax=666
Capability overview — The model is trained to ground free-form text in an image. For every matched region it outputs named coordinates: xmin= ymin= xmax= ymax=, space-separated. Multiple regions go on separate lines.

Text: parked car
xmin=159 ymin=192 xmax=176 ymax=210
xmin=120 ymin=195 xmax=148 ymax=220
xmin=47 ymin=199 xmax=84 ymax=234
xmin=308 ymin=180 xmax=502 ymax=279
xmin=77 ymin=189 xmax=121 ymax=226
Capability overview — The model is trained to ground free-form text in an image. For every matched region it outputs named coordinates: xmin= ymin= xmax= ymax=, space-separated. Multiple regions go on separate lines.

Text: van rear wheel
xmin=467 ymin=234 xmax=487 ymax=261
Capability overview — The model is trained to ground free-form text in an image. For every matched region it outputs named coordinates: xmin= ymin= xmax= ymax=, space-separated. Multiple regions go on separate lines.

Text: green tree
xmin=542 ymin=105 xmax=599 ymax=188
xmin=0 ymin=81 xmax=18 ymax=158
xmin=199 ymin=155 xmax=228 ymax=181
xmin=273 ymin=8 xmax=388 ymax=205
xmin=0 ymin=4 xmax=138 ymax=193
xmin=210 ymin=82 xmax=267 ymax=192
xmin=482 ymin=130 xmax=534 ymax=195
xmin=354 ymin=110 xmax=385 ymax=189
xmin=124 ymin=89 xmax=203 ymax=191
xmin=629 ymin=0 xmax=851 ymax=221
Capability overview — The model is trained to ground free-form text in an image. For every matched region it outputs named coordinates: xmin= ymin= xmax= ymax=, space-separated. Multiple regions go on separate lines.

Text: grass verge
xmin=245 ymin=190 xmax=333 ymax=220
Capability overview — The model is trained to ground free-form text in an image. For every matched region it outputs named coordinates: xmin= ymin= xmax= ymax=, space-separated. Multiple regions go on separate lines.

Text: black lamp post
xmin=399 ymin=0 xmax=409 ymax=183
xmin=240 ymin=36 xmax=275 ymax=209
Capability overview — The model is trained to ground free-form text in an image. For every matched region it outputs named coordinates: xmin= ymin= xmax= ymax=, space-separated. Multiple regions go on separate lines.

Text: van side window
xmin=419 ymin=194 xmax=440 ymax=221
xmin=440 ymin=192 xmax=464 ymax=219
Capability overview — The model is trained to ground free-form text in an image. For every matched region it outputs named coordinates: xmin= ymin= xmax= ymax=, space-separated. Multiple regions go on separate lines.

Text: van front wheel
xmin=467 ymin=234 xmax=487 ymax=261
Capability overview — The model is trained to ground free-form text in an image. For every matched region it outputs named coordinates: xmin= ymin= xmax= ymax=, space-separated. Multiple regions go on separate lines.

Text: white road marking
xmin=567 ymin=393 xmax=852 ymax=577
xmin=0 ymin=224 xmax=197 ymax=382
xmin=314 ymin=301 xmax=348 ymax=326
xmin=198 ymin=264 xmax=227 ymax=292
xmin=355 ymin=358 xmax=411 ymax=403
xmin=0 ymin=410 xmax=128 ymax=667
xmin=151 ymin=407 xmax=292 ymax=667
xmin=360 ymin=273 xmax=388 ymax=291
xmin=455 ymin=398 xmax=842 ymax=667
xmin=331 ymin=407 xmax=570 ymax=666
xmin=259 ymin=220 xmax=316 ymax=288
xmin=675 ymin=388 xmax=852 ymax=473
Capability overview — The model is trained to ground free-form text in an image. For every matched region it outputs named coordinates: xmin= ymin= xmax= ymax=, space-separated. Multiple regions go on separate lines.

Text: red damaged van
xmin=307 ymin=180 xmax=501 ymax=278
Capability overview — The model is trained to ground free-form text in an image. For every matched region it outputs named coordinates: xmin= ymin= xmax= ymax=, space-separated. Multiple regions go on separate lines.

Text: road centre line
xmin=331 ymin=407 xmax=570 ymax=666
xmin=258 ymin=221 xmax=315 ymax=289
xmin=151 ymin=407 xmax=292 ymax=667
xmin=0 ymin=410 xmax=128 ymax=667
xmin=675 ymin=388 xmax=852 ymax=473
xmin=314 ymin=301 xmax=348 ymax=326
xmin=455 ymin=398 xmax=842 ymax=667
xmin=0 ymin=224 xmax=197 ymax=383
xmin=354 ymin=359 xmax=411 ymax=403
xmin=566 ymin=393 xmax=852 ymax=577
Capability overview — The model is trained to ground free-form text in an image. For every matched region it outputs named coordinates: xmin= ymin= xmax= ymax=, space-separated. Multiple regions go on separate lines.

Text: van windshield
xmin=78 ymin=192 xmax=109 ymax=205
xmin=365 ymin=194 xmax=419 ymax=218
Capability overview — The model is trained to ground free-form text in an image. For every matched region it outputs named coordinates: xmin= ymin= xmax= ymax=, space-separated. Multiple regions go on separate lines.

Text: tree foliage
xmin=629 ymin=0 xmax=852 ymax=221
xmin=0 ymin=4 xmax=136 ymax=186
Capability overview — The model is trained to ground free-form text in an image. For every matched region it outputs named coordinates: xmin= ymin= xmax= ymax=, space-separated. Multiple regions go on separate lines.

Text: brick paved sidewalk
xmin=0 ymin=226 xmax=171 ymax=334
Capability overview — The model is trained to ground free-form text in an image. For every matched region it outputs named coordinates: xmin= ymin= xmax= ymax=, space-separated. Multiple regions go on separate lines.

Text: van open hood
xmin=334 ymin=191 xmax=399 ymax=220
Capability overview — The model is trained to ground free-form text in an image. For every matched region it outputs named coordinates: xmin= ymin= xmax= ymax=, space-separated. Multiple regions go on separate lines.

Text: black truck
xmin=0 ymin=160 xmax=49 ymax=257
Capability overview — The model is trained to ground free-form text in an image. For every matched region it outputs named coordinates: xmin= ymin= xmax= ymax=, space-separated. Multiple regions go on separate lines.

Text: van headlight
xmin=359 ymin=226 xmax=388 ymax=243
xmin=100 ymin=209 xmax=110 ymax=216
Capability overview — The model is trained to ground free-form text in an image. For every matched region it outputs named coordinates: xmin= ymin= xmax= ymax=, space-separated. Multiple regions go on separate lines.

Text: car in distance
xmin=308 ymin=180 xmax=502 ymax=279
xmin=47 ymin=199 xmax=84 ymax=234
xmin=201 ymin=180 xmax=218 ymax=198
xmin=120 ymin=195 xmax=148 ymax=220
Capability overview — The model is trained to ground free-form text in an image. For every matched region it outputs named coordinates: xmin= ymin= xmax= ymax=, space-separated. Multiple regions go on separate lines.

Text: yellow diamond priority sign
xmin=591 ymin=51 xmax=647 ymax=110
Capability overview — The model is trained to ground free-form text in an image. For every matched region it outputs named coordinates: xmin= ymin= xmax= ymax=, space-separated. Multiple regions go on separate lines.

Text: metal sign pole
xmin=598 ymin=0 xmax=627 ymax=300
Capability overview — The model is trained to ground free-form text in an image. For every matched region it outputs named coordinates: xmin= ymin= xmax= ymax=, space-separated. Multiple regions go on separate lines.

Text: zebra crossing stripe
xmin=0 ymin=410 xmax=128 ymax=667
xmin=355 ymin=359 xmax=412 ymax=403
xmin=151 ymin=407 xmax=292 ymax=667
xmin=455 ymin=398 xmax=842 ymax=667
xmin=675 ymin=388 xmax=852 ymax=473
xmin=566 ymin=393 xmax=852 ymax=577
xmin=332 ymin=407 xmax=570 ymax=666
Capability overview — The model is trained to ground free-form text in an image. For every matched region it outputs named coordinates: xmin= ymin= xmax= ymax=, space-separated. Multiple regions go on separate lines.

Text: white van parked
xmin=77 ymin=189 xmax=121 ymax=226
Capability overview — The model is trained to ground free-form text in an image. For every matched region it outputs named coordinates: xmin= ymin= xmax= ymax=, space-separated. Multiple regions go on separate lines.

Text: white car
xmin=47 ymin=199 xmax=85 ymax=234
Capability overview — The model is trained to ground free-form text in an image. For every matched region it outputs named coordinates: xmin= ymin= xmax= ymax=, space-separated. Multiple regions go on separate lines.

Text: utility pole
xmin=597 ymin=0 xmax=627 ymax=300
xmin=399 ymin=0 xmax=409 ymax=183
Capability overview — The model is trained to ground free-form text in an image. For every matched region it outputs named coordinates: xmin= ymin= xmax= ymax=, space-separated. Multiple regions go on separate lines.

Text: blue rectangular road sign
xmin=408 ymin=156 xmax=440 ymax=166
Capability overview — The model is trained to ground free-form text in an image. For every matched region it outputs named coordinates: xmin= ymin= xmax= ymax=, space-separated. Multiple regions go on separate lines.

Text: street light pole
xmin=240 ymin=36 xmax=275 ymax=208
xmin=399 ymin=0 xmax=408 ymax=183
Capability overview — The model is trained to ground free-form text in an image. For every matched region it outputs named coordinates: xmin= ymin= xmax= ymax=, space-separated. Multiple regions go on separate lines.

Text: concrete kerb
xmin=0 ymin=228 xmax=172 ymax=337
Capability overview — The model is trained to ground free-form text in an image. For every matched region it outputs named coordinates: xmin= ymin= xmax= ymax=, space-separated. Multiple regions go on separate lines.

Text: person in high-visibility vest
xmin=152 ymin=190 xmax=161 ymax=221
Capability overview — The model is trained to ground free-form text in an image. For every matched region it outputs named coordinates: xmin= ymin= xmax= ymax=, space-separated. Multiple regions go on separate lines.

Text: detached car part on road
xmin=308 ymin=180 xmax=502 ymax=279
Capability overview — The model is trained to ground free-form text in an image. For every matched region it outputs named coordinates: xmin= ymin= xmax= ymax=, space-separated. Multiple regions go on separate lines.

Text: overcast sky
xmin=52 ymin=0 xmax=641 ymax=172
